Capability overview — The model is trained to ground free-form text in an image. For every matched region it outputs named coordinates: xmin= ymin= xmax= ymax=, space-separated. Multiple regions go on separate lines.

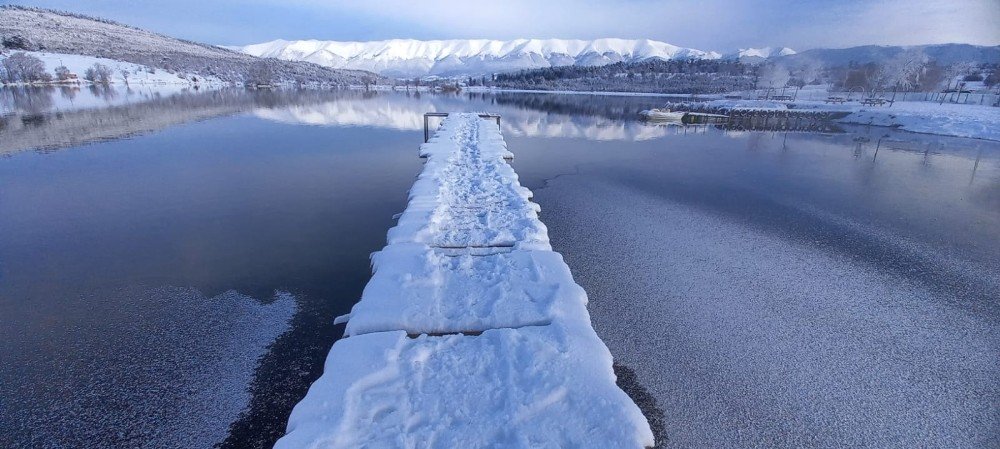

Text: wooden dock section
xmin=275 ymin=113 xmax=654 ymax=449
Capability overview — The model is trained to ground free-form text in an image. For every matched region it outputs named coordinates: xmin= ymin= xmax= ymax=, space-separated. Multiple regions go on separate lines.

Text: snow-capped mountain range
xmin=730 ymin=47 xmax=797 ymax=62
xmin=237 ymin=38 xmax=786 ymax=78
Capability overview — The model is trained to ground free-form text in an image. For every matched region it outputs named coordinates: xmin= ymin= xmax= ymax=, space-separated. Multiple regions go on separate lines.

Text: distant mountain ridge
xmin=237 ymin=38 xmax=724 ymax=78
xmin=775 ymin=44 xmax=1000 ymax=67
xmin=0 ymin=6 xmax=376 ymax=85
xmin=727 ymin=47 xmax=797 ymax=63
xmin=238 ymin=37 xmax=999 ymax=79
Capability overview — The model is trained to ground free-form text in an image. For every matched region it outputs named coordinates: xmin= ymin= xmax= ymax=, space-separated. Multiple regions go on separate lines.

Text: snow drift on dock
xmin=274 ymin=113 xmax=653 ymax=448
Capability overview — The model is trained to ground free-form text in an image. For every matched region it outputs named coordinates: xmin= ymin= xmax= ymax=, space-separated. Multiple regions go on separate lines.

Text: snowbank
xmin=278 ymin=322 xmax=651 ymax=449
xmin=702 ymin=99 xmax=789 ymax=110
xmin=836 ymin=101 xmax=1000 ymax=141
xmin=674 ymin=96 xmax=999 ymax=141
xmin=275 ymin=114 xmax=653 ymax=448
xmin=345 ymin=243 xmax=590 ymax=336
xmin=387 ymin=116 xmax=550 ymax=250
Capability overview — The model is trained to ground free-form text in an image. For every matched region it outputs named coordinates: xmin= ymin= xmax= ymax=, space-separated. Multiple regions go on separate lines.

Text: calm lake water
xmin=1 ymin=86 xmax=998 ymax=448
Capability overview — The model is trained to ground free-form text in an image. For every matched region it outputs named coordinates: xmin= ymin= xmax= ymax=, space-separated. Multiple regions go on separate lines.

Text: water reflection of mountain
xmin=253 ymin=91 xmax=697 ymax=141
xmin=2 ymin=88 xmax=689 ymax=155
xmin=6 ymin=88 xmax=999 ymax=155
xmin=0 ymin=89 xmax=362 ymax=155
xmin=480 ymin=92 xmax=679 ymax=121
xmin=252 ymin=91 xmax=852 ymax=141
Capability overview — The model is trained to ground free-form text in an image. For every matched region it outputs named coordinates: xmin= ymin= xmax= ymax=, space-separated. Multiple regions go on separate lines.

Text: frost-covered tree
xmin=491 ymin=59 xmax=753 ymax=94
xmin=84 ymin=62 xmax=112 ymax=84
xmin=883 ymin=48 xmax=928 ymax=90
xmin=868 ymin=63 xmax=893 ymax=92
xmin=756 ymin=63 xmax=790 ymax=89
xmin=917 ymin=63 xmax=946 ymax=92
xmin=1 ymin=34 xmax=31 ymax=50
xmin=247 ymin=60 xmax=273 ymax=85
xmin=934 ymin=61 xmax=977 ymax=95
xmin=841 ymin=64 xmax=874 ymax=91
xmin=791 ymin=59 xmax=823 ymax=86
xmin=54 ymin=65 xmax=72 ymax=81
xmin=962 ymin=72 xmax=983 ymax=82
xmin=1 ymin=52 xmax=50 ymax=83
xmin=985 ymin=70 xmax=998 ymax=88
xmin=120 ymin=68 xmax=130 ymax=84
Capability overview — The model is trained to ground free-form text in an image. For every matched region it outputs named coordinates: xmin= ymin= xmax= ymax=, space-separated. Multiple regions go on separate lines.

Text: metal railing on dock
xmin=424 ymin=112 xmax=501 ymax=142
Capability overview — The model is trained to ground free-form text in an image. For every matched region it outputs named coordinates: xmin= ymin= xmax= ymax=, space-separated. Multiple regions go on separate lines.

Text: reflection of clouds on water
xmin=254 ymin=99 xmax=438 ymax=131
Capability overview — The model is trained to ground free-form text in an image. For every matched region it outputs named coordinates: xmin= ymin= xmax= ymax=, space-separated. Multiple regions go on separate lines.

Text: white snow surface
xmin=684 ymin=98 xmax=1000 ymax=141
xmin=791 ymin=99 xmax=999 ymax=141
xmin=275 ymin=114 xmax=653 ymax=448
xmin=277 ymin=323 xmax=652 ymax=449
xmin=237 ymin=38 xmax=722 ymax=77
xmin=387 ymin=117 xmax=550 ymax=250
xmin=1 ymin=51 xmax=220 ymax=85
xmin=836 ymin=101 xmax=1000 ymax=141
xmin=344 ymin=243 xmax=589 ymax=336
xmin=729 ymin=47 xmax=797 ymax=59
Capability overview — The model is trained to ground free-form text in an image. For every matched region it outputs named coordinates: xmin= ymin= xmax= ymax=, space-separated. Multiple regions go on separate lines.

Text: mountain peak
xmin=730 ymin=47 xmax=797 ymax=60
xmin=237 ymin=38 xmax=724 ymax=78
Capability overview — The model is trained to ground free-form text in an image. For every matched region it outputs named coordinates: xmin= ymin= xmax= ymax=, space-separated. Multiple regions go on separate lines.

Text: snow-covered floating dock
xmin=275 ymin=113 xmax=654 ymax=449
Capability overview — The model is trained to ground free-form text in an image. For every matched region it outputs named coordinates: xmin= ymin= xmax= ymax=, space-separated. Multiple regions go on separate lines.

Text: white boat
xmin=640 ymin=108 xmax=686 ymax=121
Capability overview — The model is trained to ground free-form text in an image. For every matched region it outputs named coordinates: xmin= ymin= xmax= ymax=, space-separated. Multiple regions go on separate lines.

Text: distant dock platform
xmin=274 ymin=113 xmax=654 ymax=448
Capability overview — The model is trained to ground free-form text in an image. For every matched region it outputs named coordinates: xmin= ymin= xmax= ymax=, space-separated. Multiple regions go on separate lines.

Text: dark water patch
xmin=0 ymin=108 xmax=422 ymax=448
xmin=0 ymin=285 xmax=295 ymax=449
xmin=614 ymin=362 xmax=668 ymax=449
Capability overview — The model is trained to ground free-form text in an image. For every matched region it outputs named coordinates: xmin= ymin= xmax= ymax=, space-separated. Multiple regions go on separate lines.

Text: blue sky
xmin=4 ymin=0 xmax=999 ymax=50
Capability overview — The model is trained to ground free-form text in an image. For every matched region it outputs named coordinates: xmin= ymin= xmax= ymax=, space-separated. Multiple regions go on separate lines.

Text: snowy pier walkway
xmin=275 ymin=113 xmax=654 ymax=449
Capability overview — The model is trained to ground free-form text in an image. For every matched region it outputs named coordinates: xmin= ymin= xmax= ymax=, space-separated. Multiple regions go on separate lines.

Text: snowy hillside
xmin=7 ymin=51 xmax=223 ymax=85
xmin=0 ymin=6 xmax=376 ymax=85
xmin=237 ymin=38 xmax=723 ymax=77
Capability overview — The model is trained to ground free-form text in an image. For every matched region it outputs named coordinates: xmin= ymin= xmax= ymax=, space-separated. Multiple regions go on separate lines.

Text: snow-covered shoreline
xmin=6 ymin=73 xmax=996 ymax=141
xmin=1 ymin=51 xmax=225 ymax=86
xmin=833 ymin=102 xmax=1000 ymax=141
xmin=474 ymin=87 xmax=1000 ymax=141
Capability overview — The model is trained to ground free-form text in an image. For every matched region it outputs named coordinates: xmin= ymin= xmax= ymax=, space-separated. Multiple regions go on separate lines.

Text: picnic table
xmin=861 ymin=98 xmax=892 ymax=106
xmin=825 ymin=96 xmax=848 ymax=104
xmin=772 ymin=95 xmax=794 ymax=101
